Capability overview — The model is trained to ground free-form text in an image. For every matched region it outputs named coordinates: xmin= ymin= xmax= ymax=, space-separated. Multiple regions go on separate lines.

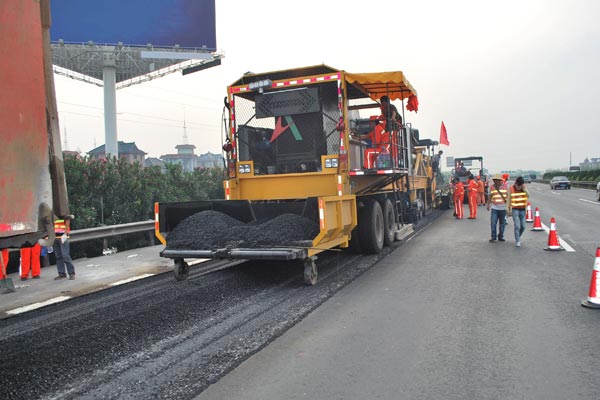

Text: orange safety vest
xmin=490 ymin=186 xmax=508 ymax=205
xmin=54 ymin=219 xmax=67 ymax=236
xmin=510 ymin=186 xmax=528 ymax=208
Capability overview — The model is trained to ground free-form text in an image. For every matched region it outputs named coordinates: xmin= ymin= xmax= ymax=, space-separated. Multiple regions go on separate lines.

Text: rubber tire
xmin=382 ymin=199 xmax=395 ymax=247
xmin=359 ymin=199 xmax=384 ymax=254
xmin=173 ymin=259 xmax=190 ymax=281
xmin=347 ymin=225 xmax=363 ymax=253
xmin=303 ymin=259 xmax=318 ymax=286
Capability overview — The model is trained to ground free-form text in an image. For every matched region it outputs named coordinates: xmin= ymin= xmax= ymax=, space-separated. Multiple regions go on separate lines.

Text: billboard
xmin=50 ymin=0 xmax=216 ymax=50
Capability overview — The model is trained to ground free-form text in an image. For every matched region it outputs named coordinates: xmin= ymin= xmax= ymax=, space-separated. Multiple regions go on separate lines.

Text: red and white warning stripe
xmin=230 ymin=74 xmax=340 ymax=93
xmin=318 ymin=199 xmax=325 ymax=230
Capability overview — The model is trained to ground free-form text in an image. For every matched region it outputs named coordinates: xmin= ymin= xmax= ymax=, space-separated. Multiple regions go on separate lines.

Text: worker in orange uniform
xmin=1 ymin=249 xmax=8 ymax=280
xmin=20 ymin=243 xmax=41 ymax=280
xmin=452 ymin=177 xmax=465 ymax=219
xmin=352 ymin=96 xmax=401 ymax=169
xmin=466 ymin=175 xmax=478 ymax=219
xmin=352 ymin=116 xmax=391 ymax=169
xmin=476 ymin=176 xmax=485 ymax=206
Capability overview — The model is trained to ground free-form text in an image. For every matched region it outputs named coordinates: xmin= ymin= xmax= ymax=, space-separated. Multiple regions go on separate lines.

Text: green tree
xmin=63 ymin=156 xmax=225 ymax=258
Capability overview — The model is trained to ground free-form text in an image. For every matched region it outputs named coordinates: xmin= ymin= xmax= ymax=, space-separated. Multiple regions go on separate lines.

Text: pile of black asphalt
xmin=166 ymin=210 xmax=320 ymax=250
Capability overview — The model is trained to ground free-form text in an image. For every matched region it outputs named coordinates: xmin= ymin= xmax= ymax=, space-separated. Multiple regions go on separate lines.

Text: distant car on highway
xmin=550 ymin=176 xmax=571 ymax=190
xmin=522 ymin=175 xmax=532 ymax=183
xmin=596 ymin=181 xmax=600 ymax=201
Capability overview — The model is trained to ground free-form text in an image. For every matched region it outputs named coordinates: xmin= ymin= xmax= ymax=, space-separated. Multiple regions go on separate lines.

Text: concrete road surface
xmin=197 ymin=205 xmax=600 ymax=400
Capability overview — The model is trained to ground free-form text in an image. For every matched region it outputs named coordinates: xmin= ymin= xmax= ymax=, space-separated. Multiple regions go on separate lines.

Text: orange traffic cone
xmin=544 ymin=217 xmax=564 ymax=251
xmin=531 ymin=207 xmax=543 ymax=231
xmin=525 ymin=202 xmax=533 ymax=223
xmin=582 ymin=247 xmax=600 ymax=309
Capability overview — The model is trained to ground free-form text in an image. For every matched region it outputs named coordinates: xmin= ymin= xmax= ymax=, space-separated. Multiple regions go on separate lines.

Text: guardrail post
xmin=148 ymin=231 xmax=154 ymax=246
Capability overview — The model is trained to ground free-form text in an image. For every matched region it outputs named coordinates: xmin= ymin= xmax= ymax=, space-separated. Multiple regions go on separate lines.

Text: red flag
xmin=406 ymin=94 xmax=419 ymax=112
xmin=440 ymin=121 xmax=450 ymax=146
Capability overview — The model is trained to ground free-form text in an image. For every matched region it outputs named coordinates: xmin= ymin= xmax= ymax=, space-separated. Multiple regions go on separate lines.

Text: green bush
xmin=64 ymin=156 xmax=224 ymax=258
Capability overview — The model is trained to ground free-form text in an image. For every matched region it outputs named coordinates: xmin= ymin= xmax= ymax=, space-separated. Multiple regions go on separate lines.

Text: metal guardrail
xmin=5 ymin=220 xmax=156 ymax=255
xmin=69 ymin=220 xmax=155 ymax=243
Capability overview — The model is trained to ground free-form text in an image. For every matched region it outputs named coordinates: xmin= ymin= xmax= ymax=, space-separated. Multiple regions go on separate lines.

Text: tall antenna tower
xmin=63 ymin=124 xmax=69 ymax=151
xmin=182 ymin=110 xmax=189 ymax=144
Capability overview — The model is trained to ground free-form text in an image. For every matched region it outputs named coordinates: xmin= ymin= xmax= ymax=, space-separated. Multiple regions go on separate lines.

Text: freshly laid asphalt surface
xmin=0 ymin=211 xmax=438 ymax=400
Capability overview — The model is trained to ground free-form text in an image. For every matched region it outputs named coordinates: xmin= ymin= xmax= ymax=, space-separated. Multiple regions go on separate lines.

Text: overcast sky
xmin=55 ymin=0 xmax=600 ymax=174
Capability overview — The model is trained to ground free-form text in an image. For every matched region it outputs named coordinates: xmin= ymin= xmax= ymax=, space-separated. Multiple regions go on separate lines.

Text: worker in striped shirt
xmin=508 ymin=176 xmax=530 ymax=247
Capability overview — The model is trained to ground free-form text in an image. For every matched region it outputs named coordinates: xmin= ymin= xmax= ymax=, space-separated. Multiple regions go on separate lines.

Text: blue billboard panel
xmin=50 ymin=0 xmax=216 ymax=50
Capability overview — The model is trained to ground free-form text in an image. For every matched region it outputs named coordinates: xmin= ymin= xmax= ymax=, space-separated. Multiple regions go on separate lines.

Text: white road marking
xmin=580 ymin=199 xmax=600 ymax=205
xmin=109 ymin=273 xmax=155 ymax=286
xmin=550 ymin=191 xmax=561 ymax=195
xmin=541 ymin=223 xmax=576 ymax=252
xmin=188 ymin=258 xmax=210 ymax=266
xmin=6 ymin=296 xmax=72 ymax=315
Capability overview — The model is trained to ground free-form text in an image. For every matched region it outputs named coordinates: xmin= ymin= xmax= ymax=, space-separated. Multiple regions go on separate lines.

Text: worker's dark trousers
xmin=53 ymin=238 xmax=75 ymax=276
xmin=490 ymin=209 xmax=506 ymax=240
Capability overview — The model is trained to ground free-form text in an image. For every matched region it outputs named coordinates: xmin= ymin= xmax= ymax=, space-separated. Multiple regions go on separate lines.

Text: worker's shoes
xmin=32 ymin=276 xmax=40 ymax=279
xmin=498 ymin=238 xmax=506 ymax=242
xmin=489 ymin=239 xmax=496 ymax=243
xmin=54 ymin=275 xmax=67 ymax=280
xmin=69 ymin=274 xmax=76 ymax=280
xmin=516 ymin=241 xmax=521 ymax=247
xmin=20 ymin=277 xmax=28 ymax=281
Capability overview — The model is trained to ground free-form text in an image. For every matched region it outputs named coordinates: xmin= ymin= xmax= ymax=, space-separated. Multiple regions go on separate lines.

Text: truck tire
xmin=359 ymin=199 xmax=384 ymax=254
xmin=382 ymin=199 xmax=395 ymax=246
xmin=347 ymin=225 xmax=362 ymax=253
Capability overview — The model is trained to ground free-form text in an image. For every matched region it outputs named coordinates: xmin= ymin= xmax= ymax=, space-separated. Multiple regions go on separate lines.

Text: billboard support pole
xmin=103 ymin=48 xmax=118 ymax=159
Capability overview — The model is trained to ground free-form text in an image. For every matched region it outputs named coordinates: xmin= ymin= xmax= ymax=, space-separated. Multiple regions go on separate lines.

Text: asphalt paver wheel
xmin=173 ymin=259 xmax=190 ymax=281
xmin=382 ymin=198 xmax=395 ymax=247
xmin=303 ymin=258 xmax=318 ymax=285
xmin=359 ymin=199 xmax=384 ymax=254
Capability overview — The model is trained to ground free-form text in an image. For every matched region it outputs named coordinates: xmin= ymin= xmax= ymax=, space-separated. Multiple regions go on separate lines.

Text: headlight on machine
xmin=244 ymin=165 xmax=251 ymax=173
xmin=324 ymin=158 xmax=338 ymax=168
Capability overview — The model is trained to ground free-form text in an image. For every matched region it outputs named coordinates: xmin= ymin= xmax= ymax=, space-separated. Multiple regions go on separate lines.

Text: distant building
xmin=198 ymin=151 xmax=223 ymax=169
xmin=160 ymin=142 xmax=224 ymax=172
xmin=160 ymin=144 xmax=202 ymax=172
xmin=87 ymin=141 xmax=147 ymax=164
xmin=144 ymin=157 xmax=166 ymax=171
xmin=580 ymin=158 xmax=600 ymax=171
xmin=63 ymin=150 xmax=81 ymax=159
